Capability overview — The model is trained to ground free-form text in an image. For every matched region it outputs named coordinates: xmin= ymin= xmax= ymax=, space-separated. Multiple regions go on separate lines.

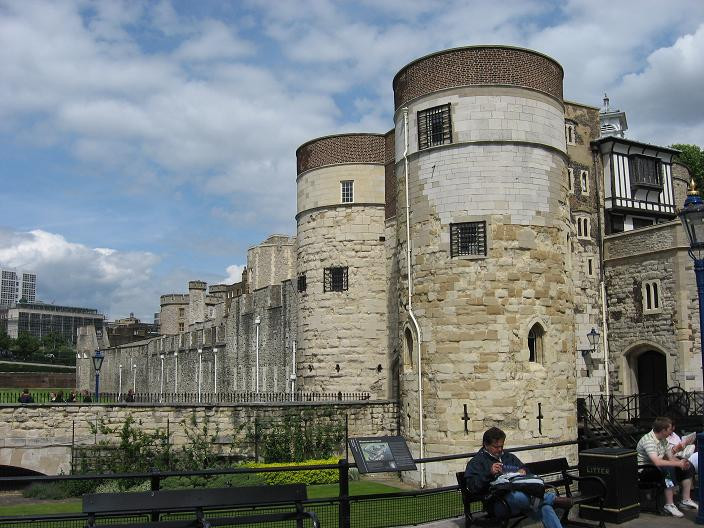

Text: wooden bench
xmin=456 ymin=457 xmax=606 ymax=528
xmin=83 ymin=484 xmax=321 ymax=528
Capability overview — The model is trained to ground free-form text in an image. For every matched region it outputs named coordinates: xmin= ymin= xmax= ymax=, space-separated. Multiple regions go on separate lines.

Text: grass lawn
xmin=0 ymin=481 xmax=462 ymax=527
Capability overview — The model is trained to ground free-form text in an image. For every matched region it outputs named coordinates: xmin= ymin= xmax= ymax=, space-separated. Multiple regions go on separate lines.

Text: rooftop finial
xmin=603 ymin=93 xmax=610 ymax=112
xmin=688 ymin=178 xmax=699 ymax=196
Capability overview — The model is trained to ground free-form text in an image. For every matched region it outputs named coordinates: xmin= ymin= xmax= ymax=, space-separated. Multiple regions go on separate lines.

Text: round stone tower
xmin=295 ymin=133 xmax=389 ymax=397
xmin=392 ymin=46 xmax=576 ymax=482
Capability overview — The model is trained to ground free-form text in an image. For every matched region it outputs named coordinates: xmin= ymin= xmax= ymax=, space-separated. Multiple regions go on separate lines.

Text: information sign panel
xmin=348 ymin=436 xmax=417 ymax=473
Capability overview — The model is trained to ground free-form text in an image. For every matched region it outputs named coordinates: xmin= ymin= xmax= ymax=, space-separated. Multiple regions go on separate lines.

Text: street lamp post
xmin=678 ymin=180 xmax=704 ymax=524
xmin=92 ymin=350 xmax=104 ymax=402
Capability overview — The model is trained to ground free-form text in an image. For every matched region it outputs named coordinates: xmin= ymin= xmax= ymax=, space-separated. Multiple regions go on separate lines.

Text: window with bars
xmin=418 ymin=104 xmax=452 ymax=150
xmin=450 ymin=222 xmax=487 ymax=257
xmin=630 ymin=155 xmax=661 ymax=188
xmin=297 ymin=273 xmax=306 ymax=293
xmin=341 ymin=180 xmax=354 ymax=203
xmin=324 ymin=267 xmax=348 ymax=292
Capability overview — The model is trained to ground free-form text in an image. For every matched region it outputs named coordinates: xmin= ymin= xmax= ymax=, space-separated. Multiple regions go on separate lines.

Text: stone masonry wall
xmin=296 ymin=206 xmax=388 ymax=397
xmin=393 ymin=80 xmax=576 ymax=487
xmin=0 ymin=401 xmax=397 ymax=475
xmin=246 ymin=236 xmax=295 ymax=292
xmin=565 ymin=101 xmax=605 ymax=395
xmin=604 ymin=222 xmax=702 ymax=393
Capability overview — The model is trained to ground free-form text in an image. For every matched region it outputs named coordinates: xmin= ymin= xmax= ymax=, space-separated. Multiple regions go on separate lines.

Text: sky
xmin=1 ymin=0 xmax=704 ymax=322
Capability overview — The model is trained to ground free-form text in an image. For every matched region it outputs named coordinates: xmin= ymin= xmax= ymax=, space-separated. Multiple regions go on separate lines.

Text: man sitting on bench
xmin=465 ymin=427 xmax=571 ymax=528
xmin=636 ymin=416 xmax=697 ymax=517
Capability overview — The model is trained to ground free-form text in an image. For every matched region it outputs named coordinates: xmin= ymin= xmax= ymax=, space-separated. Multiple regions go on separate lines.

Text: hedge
xmin=243 ymin=458 xmax=339 ymax=485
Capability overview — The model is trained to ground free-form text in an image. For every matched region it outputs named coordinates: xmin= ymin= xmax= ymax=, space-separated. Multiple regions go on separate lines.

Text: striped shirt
xmin=637 ymin=430 xmax=667 ymax=465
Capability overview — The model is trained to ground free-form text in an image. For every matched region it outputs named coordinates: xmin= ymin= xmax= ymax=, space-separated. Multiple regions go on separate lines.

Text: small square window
xmin=418 ymin=104 xmax=452 ymax=150
xmin=341 ymin=180 xmax=353 ymax=204
xmin=297 ymin=274 xmax=307 ymax=293
xmin=324 ymin=267 xmax=348 ymax=292
xmin=450 ymin=222 xmax=487 ymax=257
xmin=178 ymin=322 xmax=184 ymax=332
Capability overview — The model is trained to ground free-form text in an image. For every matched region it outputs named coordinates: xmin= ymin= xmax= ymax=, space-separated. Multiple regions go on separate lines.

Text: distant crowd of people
xmin=17 ymin=388 xmax=136 ymax=404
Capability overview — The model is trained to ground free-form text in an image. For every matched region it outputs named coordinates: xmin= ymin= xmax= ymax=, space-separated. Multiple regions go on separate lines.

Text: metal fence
xmin=580 ymin=388 xmax=704 ymax=423
xmin=0 ymin=440 xmax=577 ymax=528
xmin=4 ymin=390 xmax=371 ymax=406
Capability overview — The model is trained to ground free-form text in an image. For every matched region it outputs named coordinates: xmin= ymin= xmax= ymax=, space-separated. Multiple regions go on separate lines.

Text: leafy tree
xmin=671 ymin=143 xmax=704 ymax=196
xmin=0 ymin=331 xmax=12 ymax=354
xmin=11 ymin=332 xmax=40 ymax=359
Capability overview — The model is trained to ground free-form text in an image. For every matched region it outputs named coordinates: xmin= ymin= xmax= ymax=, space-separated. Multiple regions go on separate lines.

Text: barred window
xmin=450 ymin=222 xmax=487 ymax=257
xmin=324 ymin=267 xmax=348 ymax=292
xmin=297 ymin=273 xmax=306 ymax=293
xmin=418 ymin=104 xmax=452 ymax=150
xmin=341 ymin=180 xmax=353 ymax=203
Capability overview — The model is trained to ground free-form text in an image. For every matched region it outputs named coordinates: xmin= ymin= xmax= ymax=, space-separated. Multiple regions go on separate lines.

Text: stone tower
xmin=391 ymin=46 xmax=577 ymax=483
xmin=295 ymin=134 xmax=389 ymax=397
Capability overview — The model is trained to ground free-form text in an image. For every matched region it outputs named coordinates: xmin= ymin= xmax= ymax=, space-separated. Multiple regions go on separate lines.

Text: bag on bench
xmin=490 ymin=473 xmax=546 ymax=499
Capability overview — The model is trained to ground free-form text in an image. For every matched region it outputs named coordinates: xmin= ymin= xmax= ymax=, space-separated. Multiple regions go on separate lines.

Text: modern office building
xmin=1 ymin=301 xmax=105 ymax=345
xmin=0 ymin=268 xmax=37 ymax=307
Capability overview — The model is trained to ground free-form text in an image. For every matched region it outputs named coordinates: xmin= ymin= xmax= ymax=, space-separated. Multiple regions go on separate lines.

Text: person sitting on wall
xmin=124 ymin=389 xmax=135 ymax=403
xmin=65 ymin=390 xmax=77 ymax=403
xmin=667 ymin=422 xmax=698 ymax=473
xmin=17 ymin=389 xmax=33 ymax=404
xmin=81 ymin=389 xmax=92 ymax=403
xmin=465 ymin=426 xmax=570 ymax=528
xmin=636 ymin=416 xmax=697 ymax=517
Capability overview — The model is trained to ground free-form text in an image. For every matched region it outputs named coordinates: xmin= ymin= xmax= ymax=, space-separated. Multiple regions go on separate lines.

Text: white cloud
xmin=175 ymin=19 xmax=254 ymax=61
xmin=0 ymin=228 xmax=160 ymax=321
xmin=223 ymin=264 xmax=245 ymax=284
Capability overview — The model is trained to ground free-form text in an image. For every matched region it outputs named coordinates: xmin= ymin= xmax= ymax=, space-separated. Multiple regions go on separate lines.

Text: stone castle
xmin=78 ymin=45 xmax=700 ymax=486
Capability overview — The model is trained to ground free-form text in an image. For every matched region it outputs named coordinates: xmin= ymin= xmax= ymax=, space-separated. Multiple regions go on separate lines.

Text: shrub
xmin=242 ymin=458 xmax=339 ymax=486
xmin=161 ymin=471 xmax=266 ymax=490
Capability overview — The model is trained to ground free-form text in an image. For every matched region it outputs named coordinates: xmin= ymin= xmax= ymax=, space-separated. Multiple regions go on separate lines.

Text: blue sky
xmin=1 ymin=0 xmax=704 ymax=321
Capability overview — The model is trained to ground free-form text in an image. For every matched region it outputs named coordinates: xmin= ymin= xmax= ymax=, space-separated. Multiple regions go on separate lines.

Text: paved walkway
xmin=402 ymin=507 xmax=701 ymax=527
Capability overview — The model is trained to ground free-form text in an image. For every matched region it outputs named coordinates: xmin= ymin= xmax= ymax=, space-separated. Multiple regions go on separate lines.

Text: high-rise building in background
xmin=0 ymin=268 xmax=37 ymax=307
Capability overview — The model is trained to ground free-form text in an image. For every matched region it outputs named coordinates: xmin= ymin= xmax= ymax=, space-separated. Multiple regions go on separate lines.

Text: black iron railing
xmin=0 ymin=440 xmax=578 ymax=528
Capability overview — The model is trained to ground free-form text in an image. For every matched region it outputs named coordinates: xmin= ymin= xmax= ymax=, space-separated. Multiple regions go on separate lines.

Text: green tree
xmin=671 ymin=143 xmax=704 ymax=196
xmin=0 ymin=331 xmax=11 ymax=353
xmin=11 ymin=332 xmax=40 ymax=359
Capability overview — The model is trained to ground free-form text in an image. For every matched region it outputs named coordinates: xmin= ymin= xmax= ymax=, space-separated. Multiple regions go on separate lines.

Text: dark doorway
xmin=637 ymin=350 xmax=668 ymax=418
xmin=637 ymin=351 xmax=667 ymax=394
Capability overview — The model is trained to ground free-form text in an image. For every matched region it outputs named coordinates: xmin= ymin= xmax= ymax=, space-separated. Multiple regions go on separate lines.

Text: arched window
xmin=528 ymin=323 xmax=545 ymax=363
xmin=404 ymin=327 xmax=415 ymax=371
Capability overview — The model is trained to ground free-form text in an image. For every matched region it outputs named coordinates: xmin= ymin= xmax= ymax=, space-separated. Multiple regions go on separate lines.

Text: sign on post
xmin=348 ymin=436 xmax=417 ymax=473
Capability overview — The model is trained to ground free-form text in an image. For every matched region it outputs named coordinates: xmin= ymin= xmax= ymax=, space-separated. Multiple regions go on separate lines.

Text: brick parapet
xmin=393 ymin=46 xmax=563 ymax=110
xmin=296 ymin=134 xmax=385 ymax=175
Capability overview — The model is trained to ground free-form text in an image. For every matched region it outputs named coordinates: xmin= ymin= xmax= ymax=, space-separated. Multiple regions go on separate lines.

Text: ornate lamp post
xmin=92 ymin=349 xmax=104 ymax=402
xmin=678 ymin=181 xmax=704 ymax=524
xmin=586 ymin=328 xmax=601 ymax=356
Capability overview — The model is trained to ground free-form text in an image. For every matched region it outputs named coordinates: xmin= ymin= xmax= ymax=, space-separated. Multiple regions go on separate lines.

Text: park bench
xmin=456 ymin=457 xmax=606 ymax=528
xmin=83 ymin=484 xmax=321 ymax=528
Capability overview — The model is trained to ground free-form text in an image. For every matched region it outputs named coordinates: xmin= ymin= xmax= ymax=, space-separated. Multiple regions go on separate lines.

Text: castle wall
xmin=247 ymin=236 xmax=295 ymax=291
xmin=159 ymin=294 xmax=189 ymax=336
xmin=78 ymin=282 xmax=297 ymax=397
xmin=603 ymin=222 xmax=702 ymax=393
xmin=392 ymin=47 xmax=576 ymax=485
xmin=296 ymin=134 xmax=389 ymax=398
xmin=564 ymin=101 xmax=605 ymax=395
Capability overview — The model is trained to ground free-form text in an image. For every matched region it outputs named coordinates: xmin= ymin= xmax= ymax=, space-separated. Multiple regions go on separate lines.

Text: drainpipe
xmin=601 ymin=282 xmax=610 ymax=398
xmin=291 ymin=341 xmax=297 ymax=393
xmin=214 ymin=348 xmax=218 ymax=394
xmin=118 ymin=364 xmax=122 ymax=398
xmin=174 ymin=351 xmax=178 ymax=393
xmin=198 ymin=348 xmax=203 ymax=403
xmin=159 ymin=354 xmax=164 ymax=402
xmin=403 ymin=107 xmax=425 ymax=488
xmin=255 ymin=316 xmax=261 ymax=393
